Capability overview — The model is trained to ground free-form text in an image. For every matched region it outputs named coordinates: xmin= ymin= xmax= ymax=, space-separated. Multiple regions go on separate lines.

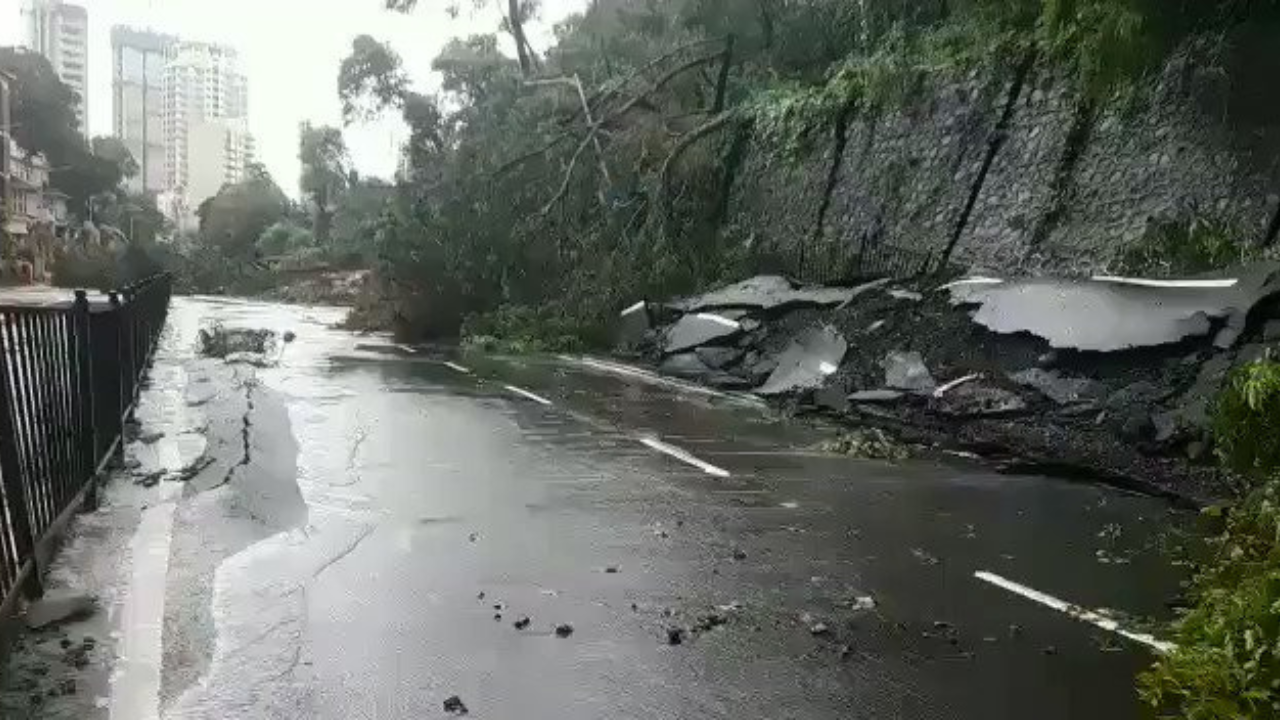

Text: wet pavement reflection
xmin=84 ymin=297 xmax=1192 ymax=719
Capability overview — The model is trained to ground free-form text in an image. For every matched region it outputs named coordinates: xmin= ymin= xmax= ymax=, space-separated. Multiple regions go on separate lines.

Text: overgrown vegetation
xmin=1141 ymin=358 xmax=1280 ymax=718
xmin=332 ymin=0 xmax=1280 ymax=345
xmin=1115 ymin=215 xmax=1268 ymax=276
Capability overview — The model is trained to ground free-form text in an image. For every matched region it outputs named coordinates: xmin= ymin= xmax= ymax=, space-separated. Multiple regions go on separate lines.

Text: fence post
xmin=72 ymin=291 xmax=98 ymax=509
xmin=108 ymin=291 xmax=126 ymax=460
xmin=0 ymin=316 xmax=44 ymax=600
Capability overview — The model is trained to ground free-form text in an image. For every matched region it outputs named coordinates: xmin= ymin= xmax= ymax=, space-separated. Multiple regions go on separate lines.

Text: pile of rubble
xmin=623 ymin=265 xmax=1280 ymax=502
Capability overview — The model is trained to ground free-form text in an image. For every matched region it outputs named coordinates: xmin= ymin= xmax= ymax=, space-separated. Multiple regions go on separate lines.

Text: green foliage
xmin=298 ymin=123 xmax=349 ymax=245
xmin=338 ymin=36 xmax=409 ymax=121
xmin=1139 ymin=478 xmax=1280 ymax=719
xmin=1140 ymin=360 xmax=1280 ymax=718
xmin=461 ymin=305 xmax=594 ymax=353
xmin=1116 ymin=216 xmax=1261 ymax=276
xmin=1212 ymin=359 xmax=1280 ymax=482
xmin=257 ymin=221 xmax=316 ymax=256
xmin=196 ymin=170 xmax=290 ymax=259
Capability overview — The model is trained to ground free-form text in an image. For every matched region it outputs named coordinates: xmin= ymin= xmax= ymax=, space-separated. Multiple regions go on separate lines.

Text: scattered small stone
xmin=60 ymin=638 xmax=73 ymax=649
xmin=675 ymin=519 xmax=684 ymax=528
xmin=662 ymin=608 xmax=673 ymax=617
xmin=554 ymin=623 xmax=574 ymax=638
xmin=731 ymin=548 xmax=747 ymax=560
xmin=605 ymin=566 xmax=619 ymax=574
xmin=630 ymin=603 xmax=638 ymax=612
xmin=443 ymin=695 xmax=469 ymax=715
xmin=477 ymin=591 xmax=485 ymax=600
xmin=666 ymin=627 xmax=686 ymax=645
xmin=910 ymin=548 xmax=939 ymax=566
xmin=468 ymin=532 xmax=478 ymax=542
xmin=1008 ymin=623 xmax=1024 ymax=638
xmin=57 ymin=678 xmax=76 ymax=696
xmin=1043 ymin=645 xmax=1058 ymax=655
xmin=282 ymin=330 xmax=297 ymax=343
xmin=933 ymin=620 xmax=953 ymax=630
xmin=694 ymin=612 xmax=728 ymax=632
xmin=493 ymin=603 xmax=504 ymax=611
xmin=839 ymin=644 xmax=853 ymax=660
xmin=493 ymin=613 xmax=502 ymax=621
xmin=809 ymin=622 xmax=830 ymax=636
xmin=514 ymin=616 xmax=531 ymax=630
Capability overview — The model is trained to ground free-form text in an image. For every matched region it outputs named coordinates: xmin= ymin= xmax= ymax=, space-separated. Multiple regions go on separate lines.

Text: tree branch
xmin=541 ymin=132 xmax=595 ymax=215
xmin=660 ymin=112 xmax=734 ymax=222
xmin=490 ymin=132 xmax=573 ymax=178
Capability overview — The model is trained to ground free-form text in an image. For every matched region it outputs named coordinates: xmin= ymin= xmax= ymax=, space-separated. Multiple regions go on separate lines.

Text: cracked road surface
xmin=24 ymin=297 xmax=1193 ymax=719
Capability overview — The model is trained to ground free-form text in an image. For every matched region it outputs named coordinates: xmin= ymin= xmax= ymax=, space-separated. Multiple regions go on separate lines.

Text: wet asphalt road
xmin=45 ymin=297 xmax=1194 ymax=719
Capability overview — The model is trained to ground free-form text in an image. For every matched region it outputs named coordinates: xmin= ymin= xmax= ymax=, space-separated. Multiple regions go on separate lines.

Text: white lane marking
xmin=620 ymin=300 xmax=647 ymax=317
xmin=563 ymin=355 xmax=768 ymax=406
xmin=442 ymin=361 xmax=471 ymax=374
xmin=504 ymin=384 xmax=553 ymax=406
xmin=1091 ymin=275 xmax=1237 ymax=289
xmin=974 ymin=571 xmax=1175 ymax=654
xmin=695 ymin=312 xmax=742 ymax=329
xmin=638 ymin=436 xmax=730 ymax=477
xmin=111 ymin=489 xmax=180 ymax=720
xmin=395 ymin=344 xmax=419 ymax=354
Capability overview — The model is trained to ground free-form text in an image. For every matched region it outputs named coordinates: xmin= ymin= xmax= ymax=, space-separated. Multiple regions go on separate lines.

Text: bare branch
xmin=660 ymin=112 xmax=734 ymax=212
xmin=541 ymin=133 xmax=595 ymax=215
xmin=490 ymin=132 xmax=574 ymax=178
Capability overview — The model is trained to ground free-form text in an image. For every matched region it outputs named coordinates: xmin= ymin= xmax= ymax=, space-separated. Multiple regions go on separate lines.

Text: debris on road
xmin=554 ymin=623 xmax=574 ymax=638
xmin=514 ymin=616 xmax=531 ymax=630
xmin=666 ymin=627 xmax=686 ymax=645
xmin=198 ymin=323 xmax=276 ymax=358
xmin=443 ymin=695 xmax=469 ymax=715
xmin=604 ymin=565 xmax=619 ymax=574
xmin=818 ymin=429 xmax=909 ymax=460
xmin=756 ymin=325 xmax=847 ymax=396
xmin=809 ymin=622 xmax=831 ymax=636
xmin=882 ymin=351 xmax=936 ymax=392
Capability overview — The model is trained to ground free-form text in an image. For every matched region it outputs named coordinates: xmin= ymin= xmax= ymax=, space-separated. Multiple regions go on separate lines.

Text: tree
xmin=91 ymin=137 xmax=139 ymax=179
xmin=197 ymin=171 xmax=290 ymax=260
xmin=386 ymin=0 xmax=539 ymax=76
xmin=338 ymin=35 xmax=409 ymax=122
xmin=0 ymin=47 xmax=122 ymax=215
xmin=298 ymin=123 xmax=349 ymax=246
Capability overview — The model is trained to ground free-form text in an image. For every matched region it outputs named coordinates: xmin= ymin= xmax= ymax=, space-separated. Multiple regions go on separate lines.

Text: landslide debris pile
xmin=629 ymin=266 xmax=1280 ymax=501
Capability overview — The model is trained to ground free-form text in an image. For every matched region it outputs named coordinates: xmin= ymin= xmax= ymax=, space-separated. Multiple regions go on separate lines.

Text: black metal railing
xmin=0 ymin=274 xmax=172 ymax=609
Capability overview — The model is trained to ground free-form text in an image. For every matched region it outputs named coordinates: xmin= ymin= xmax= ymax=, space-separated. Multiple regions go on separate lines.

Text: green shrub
xmin=1139 ymin=480 xmax=1280 ymax=719
xmin=1140 ymin=359 xmax=1280 ymax=718
xmin=1212 ymin=358 xmax=1280 ymax=481
xmin=460 ymin=304 xmax=600 ymax=354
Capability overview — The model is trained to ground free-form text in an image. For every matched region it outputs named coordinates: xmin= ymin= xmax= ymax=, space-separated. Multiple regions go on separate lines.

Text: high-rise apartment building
xmin=111 ymin=27 xmax=174 ymax=194
xmin=24 ymin=0 xmax=89 ymax=136
xmin=163 ymin=41 xmax=251 ymax=203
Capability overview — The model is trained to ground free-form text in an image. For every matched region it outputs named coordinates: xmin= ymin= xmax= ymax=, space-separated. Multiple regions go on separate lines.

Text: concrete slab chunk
xmin=756 ymin=325 xmax=847 ymax=396
xmin=882 ymin=352 xmax=936 ymax=392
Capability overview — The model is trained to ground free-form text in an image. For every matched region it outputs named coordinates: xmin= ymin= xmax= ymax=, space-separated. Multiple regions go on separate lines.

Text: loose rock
xmin=443 ymin=695 xmax=469 ymax=715
xmin=882 ymin=351 xmax=936 ymax=392
xmin=514 ymin=616 xmax=531 ymax=630
xmin=666 ymin=627 xmax=686 ymax=645
xmin=554 ymin=623 xmax=574 ymax=638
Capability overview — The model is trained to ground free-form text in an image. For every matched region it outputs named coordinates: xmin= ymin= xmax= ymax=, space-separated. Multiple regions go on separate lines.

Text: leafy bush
xmin=460 ymin=304 xmax=600 ymax=354
xmin=1140 ymin=359 xmax=1280 ymax=718
xmin=1212 ymin=358 xmax=1280 ymax=481
xmin=1139 ymin=480 xmax=1280 ymax=719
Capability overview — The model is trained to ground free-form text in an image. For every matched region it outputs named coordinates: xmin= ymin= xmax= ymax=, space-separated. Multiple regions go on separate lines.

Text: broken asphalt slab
xmin=946 ymin=263 xmax=1280 ymax=352
xmin=670 ymin=275 xmax=865 ymax=314
xmin=756 ymin=325 xmax=847 ymax=396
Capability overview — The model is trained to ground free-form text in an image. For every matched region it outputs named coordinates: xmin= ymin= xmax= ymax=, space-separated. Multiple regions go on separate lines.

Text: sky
xmin=0 ymin=0 xmax=588 ymax=197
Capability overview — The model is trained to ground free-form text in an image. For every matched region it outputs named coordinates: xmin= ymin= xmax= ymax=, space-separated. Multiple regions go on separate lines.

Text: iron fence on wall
xmin=0 ymin=274 xmax=172 ymax=610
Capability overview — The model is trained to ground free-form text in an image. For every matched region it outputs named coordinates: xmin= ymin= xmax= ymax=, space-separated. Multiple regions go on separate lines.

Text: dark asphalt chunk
xmin=513 ymin=616 xmax=531 ymax=630
xmin=554 ymin=623 xmax=574 ymax=638
xmin=1009 ymin=368 xmax=1101 ymax=404
xmin=443 ymin=695 xmax=469 ymax=714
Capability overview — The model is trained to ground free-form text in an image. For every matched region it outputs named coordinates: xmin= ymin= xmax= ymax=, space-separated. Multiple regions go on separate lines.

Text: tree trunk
xmin=507 ymin=0 xmax=533 ymax=76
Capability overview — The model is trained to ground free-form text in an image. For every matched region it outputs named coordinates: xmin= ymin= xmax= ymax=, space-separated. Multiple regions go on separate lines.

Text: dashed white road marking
xmin=638 ymin=436 xmax=730 ymax=477
xmin=562 ymin=355 xmax=766 ymax=406
xmin=442 ymin=361 xmax=471 ymax=374
xmin=503 ymin=384 xmax=553 ymax=406
xmin=973 ymin=570 xmax=1174 ymax=653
